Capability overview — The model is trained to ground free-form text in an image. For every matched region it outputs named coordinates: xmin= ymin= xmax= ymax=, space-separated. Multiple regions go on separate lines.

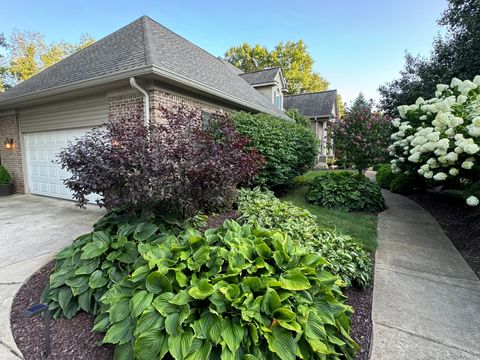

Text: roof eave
xmin=151 ymin=65 xmax=289 ymax=119
xmin=0 ymin=65 xmax=154 ymax=109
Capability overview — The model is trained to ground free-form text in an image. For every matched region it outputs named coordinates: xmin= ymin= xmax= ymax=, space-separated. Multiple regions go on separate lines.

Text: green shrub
xmin=0 ymin=165 xmax=11 ymax=184
xmin=376 ymin=164 xmax=395 ymax=189
xmin=306 ymin=172 xmax=386 ymax=213
xmin=42 ymin=208 xmax=206 ymax=319
xmin=238 ymin=188 xmax=373 ymax=287
xmin=98 ymin=220 xmax=358 ymax=360
xmin=389 ymin=173 xmax=416 ymax=195
xmin=232 ymin=111 xmax=319 ymax=188
xmin=372 ymin=164 xmax=383 ymax=171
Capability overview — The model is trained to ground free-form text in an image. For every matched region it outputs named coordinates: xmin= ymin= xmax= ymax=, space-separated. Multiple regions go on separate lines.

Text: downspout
xmin=129 ymin=77 xmax=150 ymax=128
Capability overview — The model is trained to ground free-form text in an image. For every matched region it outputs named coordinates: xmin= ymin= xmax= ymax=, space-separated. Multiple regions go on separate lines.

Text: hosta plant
xmin=97 ymin=220 xmax=359 ymax=360
xmin=305 ymin=172 xmax=386 ymax=213
xmin=389 ymin=75 xmax=480 ymax=205
xmin=237 ymin=188 xmax=372 ymax=288
xmin=42 ymin=208 xmax=206 ymax=319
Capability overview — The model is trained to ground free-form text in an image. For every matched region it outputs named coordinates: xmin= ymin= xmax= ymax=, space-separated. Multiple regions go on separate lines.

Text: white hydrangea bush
xmin=389 ymin=76 xmax=480 ymax=206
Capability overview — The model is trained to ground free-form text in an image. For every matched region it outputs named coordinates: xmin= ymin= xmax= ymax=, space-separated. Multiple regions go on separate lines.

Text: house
xmin=284 ymin=90 xmax=339 ymax=164
xmin=0 ymin=15 xmax=337 ymax=199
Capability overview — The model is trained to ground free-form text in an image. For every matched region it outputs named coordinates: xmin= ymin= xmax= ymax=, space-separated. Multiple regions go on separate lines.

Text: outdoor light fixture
xmin=4 ymin=138 xmax=15 ymax=150
xmin=21 ymin=303 xmax=51 ymax=357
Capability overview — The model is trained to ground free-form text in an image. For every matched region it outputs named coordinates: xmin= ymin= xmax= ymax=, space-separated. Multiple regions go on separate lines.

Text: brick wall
xmin=149 ymin=89 xmax=230 ymax=121
xmin=108 ymin=93 xmax=145 ymax=121
xmin=0 ymin=113 xmax=24 ymax=193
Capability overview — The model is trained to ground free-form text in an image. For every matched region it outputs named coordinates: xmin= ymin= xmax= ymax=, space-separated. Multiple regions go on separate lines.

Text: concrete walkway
xmin=0 ymin=195 xmax=104 ymax=359
xmin=371 ymin=191 xmax=480 ymax=359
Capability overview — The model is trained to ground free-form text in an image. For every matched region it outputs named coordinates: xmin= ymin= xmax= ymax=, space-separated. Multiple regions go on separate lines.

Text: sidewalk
xmin=371 ymin=191 xmax=480 ymax=359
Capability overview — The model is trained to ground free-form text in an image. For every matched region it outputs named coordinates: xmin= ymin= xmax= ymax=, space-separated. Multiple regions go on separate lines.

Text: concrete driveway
xmin=0 ymin=195 xmax=104 ymax=359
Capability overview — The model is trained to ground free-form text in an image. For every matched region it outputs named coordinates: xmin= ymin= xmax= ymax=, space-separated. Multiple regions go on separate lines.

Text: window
xmin=202 ymin=111 xmax=212 ymax=128
xmin=274 ymin=89 xmax=282 ymax=109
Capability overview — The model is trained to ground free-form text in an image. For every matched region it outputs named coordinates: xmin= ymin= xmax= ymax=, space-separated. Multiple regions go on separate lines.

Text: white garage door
xmin=25 ymin=128 xmax=99 ymax=201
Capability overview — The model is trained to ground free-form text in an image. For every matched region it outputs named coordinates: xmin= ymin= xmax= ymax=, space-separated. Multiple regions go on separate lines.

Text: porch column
xmin=328 ymin=124 xmax=334 ymax=157
xmin=321 ymin=120 xmax=327 ymax=156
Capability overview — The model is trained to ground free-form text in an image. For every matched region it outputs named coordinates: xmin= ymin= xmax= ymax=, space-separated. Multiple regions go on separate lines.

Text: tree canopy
xmin=225 ymin=40 xmax=329 ymax=94
xmin=0 ymin=30 xmax=94 ymax=91
xmin=379 ymin=0 xmax=480 ymax=116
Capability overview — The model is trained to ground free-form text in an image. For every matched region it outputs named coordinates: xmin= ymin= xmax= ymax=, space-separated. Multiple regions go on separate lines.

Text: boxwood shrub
xmin=375 ymin=164 xmax=396 ymax=189
xmin=0 ymin=165 xmax=11 ymax=184
xmin=305 ymin=172 xmax=386 ymax=213
xmin=231 ymin=111 xmax=319 ymax=189
xmin=238 ymin=188 xmax=373 ymax=288
xmin=97 ymin=220 xmax=358 ymax=360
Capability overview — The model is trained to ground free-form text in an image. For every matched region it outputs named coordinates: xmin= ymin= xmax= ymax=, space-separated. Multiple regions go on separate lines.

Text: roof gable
xmin=283 ymin=90 xmax=338 ymax=118
xmin=239 ymin=68 xmax=281 ymax=86
xmin=0 ymin=16 xmax=286 ymax=118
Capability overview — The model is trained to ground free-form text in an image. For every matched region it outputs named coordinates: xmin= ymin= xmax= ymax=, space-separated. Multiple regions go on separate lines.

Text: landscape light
xmin=21 ymin=303 xmax=51 ymax=357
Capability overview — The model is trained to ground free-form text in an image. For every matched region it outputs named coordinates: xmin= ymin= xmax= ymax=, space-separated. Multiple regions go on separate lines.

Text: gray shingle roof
xmin=239 ymin=68 xmax=281 ymax=86
xmin=0 ymin=16 xmax=286 ymax=118
xmin=284 ymin=90 xmax=338 ymax=118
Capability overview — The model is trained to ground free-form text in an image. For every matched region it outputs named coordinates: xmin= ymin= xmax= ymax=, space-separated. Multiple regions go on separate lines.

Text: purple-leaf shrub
xmin=58 ymin=104 xmax=264 ymax=217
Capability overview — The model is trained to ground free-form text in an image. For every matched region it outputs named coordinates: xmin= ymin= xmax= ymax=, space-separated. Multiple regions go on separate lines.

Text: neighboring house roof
xmin=0 ymin=16 xmax=287 ymax=118
xmin=284 ymin=90 xmax=338 ymax=118
xmin=240 ymin=68 xmax=281 ymax=86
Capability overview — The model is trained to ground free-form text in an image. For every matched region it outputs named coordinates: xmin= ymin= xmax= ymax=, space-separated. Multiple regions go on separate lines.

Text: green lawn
xmin=280 ymin=185 xmax=378 ymax=252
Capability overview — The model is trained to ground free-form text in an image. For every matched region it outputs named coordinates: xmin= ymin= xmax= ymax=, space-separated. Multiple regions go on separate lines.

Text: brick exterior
xmin=0 ymin=113 xmax=24 ymax=193
xmin=149 ymin=89 xmax=230 ymax=121
xmin=108 ymin=93 xmax=145 ymax=121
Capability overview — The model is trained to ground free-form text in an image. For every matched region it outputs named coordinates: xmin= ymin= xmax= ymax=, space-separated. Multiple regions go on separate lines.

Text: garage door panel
xmin=25 ymin=128 xmax=100 ymax=202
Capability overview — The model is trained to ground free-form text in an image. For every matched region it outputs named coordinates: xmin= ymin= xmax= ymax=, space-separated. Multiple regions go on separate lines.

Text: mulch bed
xmin=10 ymin=260 xmax=114 ymax=360
xmin=410 ymin=192 xmax=480 ymax=278
xmin=11 ymin=217 xmax=374 ymax=360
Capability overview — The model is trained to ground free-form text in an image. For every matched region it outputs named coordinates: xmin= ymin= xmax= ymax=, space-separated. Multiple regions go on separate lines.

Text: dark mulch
xmin=10 ymin=260 xmax=114 ymax=360
xmin=205 ymin=210 xmax=240 ymax=229
xmin=410 ymin=192 xmax=480 ymax=278
xmin=11 ymin=220 xmax=373 ymax=360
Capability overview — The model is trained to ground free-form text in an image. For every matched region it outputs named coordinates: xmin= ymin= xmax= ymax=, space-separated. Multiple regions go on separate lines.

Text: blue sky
xmin=1 ymin=0 xmax=448 ymax=104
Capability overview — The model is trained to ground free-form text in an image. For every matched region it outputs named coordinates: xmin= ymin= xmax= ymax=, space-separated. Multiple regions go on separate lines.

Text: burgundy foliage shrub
xmin=58 ymin=104 xmax=264 ymax=217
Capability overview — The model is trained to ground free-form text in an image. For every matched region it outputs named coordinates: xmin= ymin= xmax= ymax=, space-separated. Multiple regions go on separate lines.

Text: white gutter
xmin=129 ymin=77 xmax=150 ymax=127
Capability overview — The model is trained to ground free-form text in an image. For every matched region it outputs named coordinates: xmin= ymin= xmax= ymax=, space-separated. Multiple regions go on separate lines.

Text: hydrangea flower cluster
xmin=389 ymin=76 xmax=480 ymax=206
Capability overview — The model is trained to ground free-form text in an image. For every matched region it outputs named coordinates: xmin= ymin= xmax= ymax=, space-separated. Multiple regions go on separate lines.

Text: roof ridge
xmin=284 ymin=89 xmax=337 ymax=97
xmin=240 ymin=67 xmax=281 ymax=75
xmin=141 ymin=16 xmax=154 ymax=65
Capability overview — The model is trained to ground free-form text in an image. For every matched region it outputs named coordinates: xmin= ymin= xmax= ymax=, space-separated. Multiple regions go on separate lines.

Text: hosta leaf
xmin=305 ymin=337 xmax=335 ymax=355
xmin=188 ymin=279 xmax=214 ymax=300
xmin=103 ymin=317 xmax=132 ymax=345
xmin=261 ymin=287 xmax=281 ymax=315
xmin=109 ymin=299 xmax=131 ymax=323
xmin=81 ymin=240 xmax=109 ymax=260
xmin=272 ymin=307 xmax=296 ymax=321
xmin=221 ymin=318 xmax=244 ymax=352
xmin=113 ymin=342 xmax=135 ymax=360
xmin=305 ymin=311 xmax=327 ymax=340
xmin=49 ymin=269 xmax=70 ymax=288
xmin=266 ymin=326 xmax=297 ymax=360
xmin=152 ymin=292 xmax=177 ymax=316
xmin=185 ymin=338 xmax=212 ymax=360
xmin=135 ymin=329 xmax=163 ymax=360
xmin=135 ymin=308 xmax=165 ymax=336
xmin=146 ymin=271 xmax=172 ymax=294
xmin=165 ymin=312 xmax=182 ymax=336
xmin=168 ymin=329 xmax=194 ymax=360
xmin=93 ymin=312 xmax=110 ymax=332
xmin=89 ymin=270 xmax=108 ymax=289
xmin=130 ymin=265 xmax=150 ymax=282
xmin=170 ymin=290 xmax=192 ymax=305
xmin=74 ymin=259 xmax=100 ymax=275
xmin=134 ymin=222 xmax=159 ymax=241
xmin=58 ymin=286 xmax=73 ymax=310
xmin=278 ymin=320 xmax=302 ymax=333
xmin=78 ymin=290 xmax=92 ymax=312
xmin=175 ymin=270 xmax=189 ymax=287
xmin=130 ymin=290 xmax=154 ymax=318
xmin=279 ymin=269 xmax=311 ymax=290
